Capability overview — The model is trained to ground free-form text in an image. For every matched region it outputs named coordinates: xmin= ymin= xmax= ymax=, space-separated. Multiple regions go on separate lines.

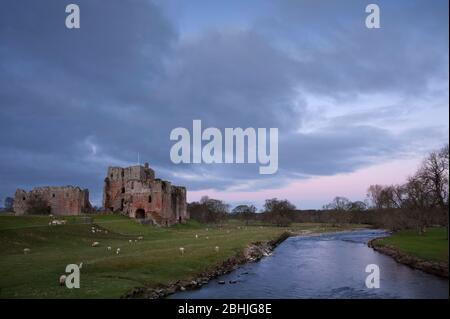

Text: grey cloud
xmin=0 ymin=0 xmax=448 ymax=206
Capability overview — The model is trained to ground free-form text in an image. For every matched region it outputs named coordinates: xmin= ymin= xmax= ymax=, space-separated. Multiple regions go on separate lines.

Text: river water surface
xmin=169 ymin=230 xmax=448 ymax=299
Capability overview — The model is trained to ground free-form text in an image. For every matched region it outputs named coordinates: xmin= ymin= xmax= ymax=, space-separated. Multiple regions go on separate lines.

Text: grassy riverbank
xmin=0 ymin=214 xmax=367 ymax=298
xmin=373 ymin=227 xmax=448 ymax=263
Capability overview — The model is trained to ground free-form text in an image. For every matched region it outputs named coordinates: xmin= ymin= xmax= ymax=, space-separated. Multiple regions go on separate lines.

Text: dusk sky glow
xmin=0 ymin=0 xmax=448 ymax=209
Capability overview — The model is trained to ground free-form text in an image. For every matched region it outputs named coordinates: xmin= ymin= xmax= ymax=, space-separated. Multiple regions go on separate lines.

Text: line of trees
xmin=367 ymin=145 xmax=449 ymax=211
xmin=189 ymin=145 xmax=448 ymax=234
xmin=188 ymin=196 xmax=297 ymax=226
xmin=364 ymin=145 xmax=448 ymax=234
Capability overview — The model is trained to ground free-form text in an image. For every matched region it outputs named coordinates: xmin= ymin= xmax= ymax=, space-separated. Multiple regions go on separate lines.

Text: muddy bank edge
xmin=368 ymin=238 xmax=449 ymax=278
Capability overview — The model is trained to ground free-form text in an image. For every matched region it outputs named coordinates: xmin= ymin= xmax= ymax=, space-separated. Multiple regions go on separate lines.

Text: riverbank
xmin=368 ymin=227 xmax=448 ymax=278
xmin=124 ymin=226 xmax=373 ymax=299
xmin=0 ymin=215 xmax=368 ymax=298
xmin=170 ymin=229 xmax=448 ymax=299
xmin=122 ymin=232 xmax=291 ymax=299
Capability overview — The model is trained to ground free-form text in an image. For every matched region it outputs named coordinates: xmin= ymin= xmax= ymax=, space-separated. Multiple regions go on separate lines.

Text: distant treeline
xmin=189 ymin=145 xmax=449 ymax=233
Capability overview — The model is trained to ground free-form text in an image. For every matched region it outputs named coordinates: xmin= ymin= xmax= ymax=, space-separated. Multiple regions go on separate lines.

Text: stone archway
xmin=135 ymin=208 xmax=145 ymax=219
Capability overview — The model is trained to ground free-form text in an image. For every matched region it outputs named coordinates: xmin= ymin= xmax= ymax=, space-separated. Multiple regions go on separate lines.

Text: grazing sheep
xmin=206 ymin=236 xmax=209 ymax=240
xmin=137 ymin=236 xmax=143 ymax=240
xmin=195 ymin=234 xmax=198 ymax=239
xmin=51 ymin=219 xmax=66 ymax=226
xmin=91 ymin=241 xmax=100 ymax=247
xmin=116 ymin=248 xmax=121 ymax=254
xmin=91 ymin=229 xmax=96 ymax=234
xmin=23 ymin=248 xmax=31 ymax=254
xmin=179 ymin=247 xmax=185 ymax=256
xmin=59 ymin=275 xmax=67 ymax=286
xmin=215 ymin=246 xmax=220 ymax=253
xmin=107 ymin=246 xmax=112 ymax=251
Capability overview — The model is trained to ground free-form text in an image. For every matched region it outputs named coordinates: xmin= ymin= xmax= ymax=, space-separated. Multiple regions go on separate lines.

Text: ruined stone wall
xmin=14 ymin=186 xmax=90 ymax=215
xmin=172 ymin=186 xmax=188 ymax=221
xmin=103 ymin=165 xmax=155 ymax=213
xmin=102 ymin=163 xmax=188 ymax=226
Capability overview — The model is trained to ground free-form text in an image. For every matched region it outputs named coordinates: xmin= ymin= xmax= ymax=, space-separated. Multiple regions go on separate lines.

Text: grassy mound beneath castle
xmin=0 ymin=214 xmax=366 ymax=298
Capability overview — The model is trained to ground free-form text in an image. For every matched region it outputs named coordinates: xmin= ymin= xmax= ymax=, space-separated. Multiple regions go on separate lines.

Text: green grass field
xmin=0 ymin=214 xmax=366 ymax=298
xmin=374 ymin=227 xmax=449 ymax=263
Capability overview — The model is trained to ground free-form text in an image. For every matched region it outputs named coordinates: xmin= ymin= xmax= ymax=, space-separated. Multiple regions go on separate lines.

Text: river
xmin=169 ymin=229 xmax=448 ymax=299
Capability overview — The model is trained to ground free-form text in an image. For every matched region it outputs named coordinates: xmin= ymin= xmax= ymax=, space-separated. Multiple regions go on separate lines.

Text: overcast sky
xmin=0 ymin=0 xmax=448 ymax=209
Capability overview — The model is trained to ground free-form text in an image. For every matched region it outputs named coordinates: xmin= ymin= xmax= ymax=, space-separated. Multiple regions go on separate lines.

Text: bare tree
xmin=418 ymin=145 xmax=449 ymax=209
xmin=367 ymin=184 xmax=405 ymax=209
xmin=367 ymin=185 xmax=384 ymax=209
xmin=322 ymin=196 xmax=352 ymax=211
xmin=232 ymin=204 xmax=257 ymax=225
xmin=188 ymin=196 xmax=230 ymax=223
xmin=348 ymin=201 xmax=368 ymax=211
xmin=263 ymin=198 xmax=296 ymax=227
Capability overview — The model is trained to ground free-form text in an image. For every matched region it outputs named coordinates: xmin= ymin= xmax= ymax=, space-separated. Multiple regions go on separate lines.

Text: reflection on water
xmin=169 ymin=230 xmax=449 ymax=299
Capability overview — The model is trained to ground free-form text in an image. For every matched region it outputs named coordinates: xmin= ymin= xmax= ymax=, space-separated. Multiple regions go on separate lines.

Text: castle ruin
xmin=14 ymin=186 xmax=91 ymax=215
xmin=102 ymin=163 xmax=188 ymax=226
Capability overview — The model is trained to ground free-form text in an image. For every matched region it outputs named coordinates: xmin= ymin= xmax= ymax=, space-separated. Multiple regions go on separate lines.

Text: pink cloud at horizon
xmin=187 ymin=157 xmax=423 ymax=209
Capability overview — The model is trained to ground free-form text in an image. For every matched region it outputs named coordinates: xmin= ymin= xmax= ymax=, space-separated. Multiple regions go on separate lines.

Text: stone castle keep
xmin=14 ymin=163 xmax=188 ymax=226
xmin=103 ymin=163 xmax=188 ymax=226
xmin=14 ymin=186 xmax=91 ymax=216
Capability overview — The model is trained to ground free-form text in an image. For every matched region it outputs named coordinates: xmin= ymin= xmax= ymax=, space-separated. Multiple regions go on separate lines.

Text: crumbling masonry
xmin=14 ymin=186 xmax=91 ymax=215
xmin=102 ymin=163 xmax=188 ymax=226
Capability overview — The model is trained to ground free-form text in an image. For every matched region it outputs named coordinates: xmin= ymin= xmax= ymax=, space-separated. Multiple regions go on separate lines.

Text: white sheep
xmin=107 ymin=246 xmax=112 ymax=251
xmin=195 ymin=234 xmax=198 ymax=239
xmin=137 ymin=236 xmax=143 ymax=240
xmin=206 ymin=236 xmax=209 ymax=240
xmin=179 ymin=247 xmax=185 ymax=256
xmin=116 ymin=248 xmax=121 ymax=254
xmin=59 ymin=275 xmax=67 ymax=286
xmin=215 ymin=246 xmax=220 ymax=253
xmin=23 ymin=248 xmax=31 ymax=254
xmin=91 ymin=241 xmax=100 ymax=247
